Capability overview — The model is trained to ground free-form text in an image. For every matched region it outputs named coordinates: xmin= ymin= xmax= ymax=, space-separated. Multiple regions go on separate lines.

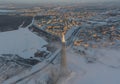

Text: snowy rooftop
xmin=0 ymin=28 xmax=47 ymax=59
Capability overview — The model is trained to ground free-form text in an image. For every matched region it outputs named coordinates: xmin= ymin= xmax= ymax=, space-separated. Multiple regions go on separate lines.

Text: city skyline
xmin=0 ymin=0 xmax=119 ymax=4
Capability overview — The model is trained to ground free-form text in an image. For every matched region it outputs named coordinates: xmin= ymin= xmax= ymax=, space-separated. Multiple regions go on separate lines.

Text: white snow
xmin=0 ymin=10 xmax=16 ymax=12
xmin=105 ymin=16 xmax=120 ymax=22
xmin=65 ymin=27 xmax=77 ymax=40
xmin=64 ymin=47 xmax=120 ymax=84
xmin=0 ymin=28 xmax=47 ymax=58
xmin=3 ymin=49 xmax=61 ymax=84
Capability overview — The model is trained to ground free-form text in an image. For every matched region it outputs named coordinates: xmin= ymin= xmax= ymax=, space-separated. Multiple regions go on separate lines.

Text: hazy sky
xmin=0 ymin=0 xmax=119 ymax=4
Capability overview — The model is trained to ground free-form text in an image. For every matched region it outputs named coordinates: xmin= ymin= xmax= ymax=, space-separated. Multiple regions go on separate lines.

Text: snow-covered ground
xmin=2 ymin=49 xmax=61 ymax=84
xmin=0 ymin=28 xmax=47 ymax=59
xmin=63 ymin=47 xmax=120 ymax=84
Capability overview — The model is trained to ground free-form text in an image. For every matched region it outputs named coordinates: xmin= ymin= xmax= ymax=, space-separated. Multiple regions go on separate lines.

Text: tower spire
xmin=60 ymin=32 xmax=68 ymax=76
xmin=62 ymin=32 xmax=66 ymax=43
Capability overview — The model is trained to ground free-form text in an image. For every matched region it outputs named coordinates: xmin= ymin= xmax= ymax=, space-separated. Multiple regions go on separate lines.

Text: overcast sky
xmin=0 ymin=0 xmax=119 ymax=4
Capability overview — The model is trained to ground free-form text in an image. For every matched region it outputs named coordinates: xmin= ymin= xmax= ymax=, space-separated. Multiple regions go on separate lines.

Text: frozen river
xmin=0 ymin=9 xmax=16 ymax=12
